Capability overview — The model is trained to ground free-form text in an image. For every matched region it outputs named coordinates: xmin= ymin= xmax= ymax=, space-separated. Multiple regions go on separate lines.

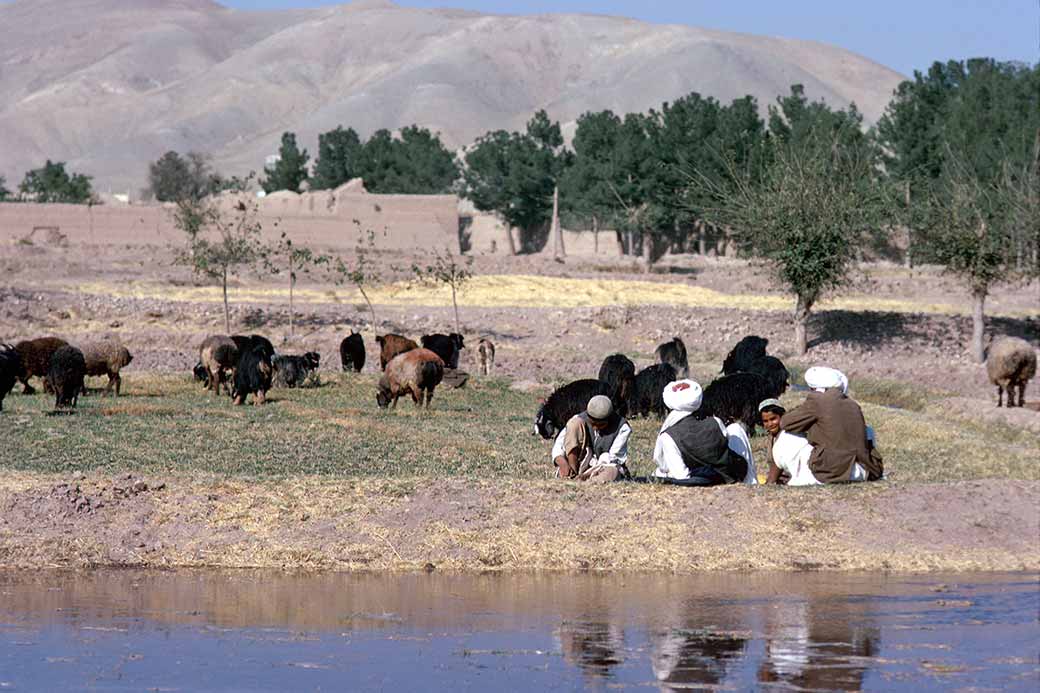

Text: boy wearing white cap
xmin=779 ymin=367 xmax=883 ymax=483
xmin=551 ymin=395 xmax=632 ymax=482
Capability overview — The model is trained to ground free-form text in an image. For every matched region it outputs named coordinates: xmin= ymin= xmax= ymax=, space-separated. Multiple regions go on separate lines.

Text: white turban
xmin=663 ymin=379 xmax=702 ymax=412
xmin=805 ymin=366 xmax=848 ymax=394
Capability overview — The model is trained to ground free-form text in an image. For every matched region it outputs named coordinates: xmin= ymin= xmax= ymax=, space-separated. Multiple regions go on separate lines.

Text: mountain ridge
xmin=0 ymin=0 xmax=905 ymax=193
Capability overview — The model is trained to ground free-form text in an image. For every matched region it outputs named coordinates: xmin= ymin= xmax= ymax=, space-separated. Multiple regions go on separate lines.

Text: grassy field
xmin=2 ymin=369 xmax=1037 ymax=484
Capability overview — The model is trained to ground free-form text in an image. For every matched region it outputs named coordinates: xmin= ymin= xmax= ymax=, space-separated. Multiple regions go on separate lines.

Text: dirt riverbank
xmin=1 ymin=472 xmax=1036 ymax=573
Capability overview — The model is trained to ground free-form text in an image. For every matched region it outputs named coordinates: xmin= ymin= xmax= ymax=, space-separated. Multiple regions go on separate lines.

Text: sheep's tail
xmin=420 ymin=360 xmax=440 ymax=389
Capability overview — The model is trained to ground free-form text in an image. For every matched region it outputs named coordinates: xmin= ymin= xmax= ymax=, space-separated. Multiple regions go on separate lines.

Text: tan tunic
xmin=780 ymin=390 xmax=883 ymax=483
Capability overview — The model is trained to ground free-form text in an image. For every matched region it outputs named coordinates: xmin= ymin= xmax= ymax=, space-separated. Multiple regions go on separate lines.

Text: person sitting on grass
xmin=552 ymin=395 xmax=632 ymax=482
xmin=652 ymin=380 xmax=751 ymax=486
xmin=778 ymin=367 xmax=884 ymax=484
xmin=759 ymin=399 xmax=789 ymax=485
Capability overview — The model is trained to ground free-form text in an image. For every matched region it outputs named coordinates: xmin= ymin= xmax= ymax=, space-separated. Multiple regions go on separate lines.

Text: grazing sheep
xmin=598 ymin=354 xmax=635 ymax=413
xmin=339 ymin=331 xmax=366 ymax=373
xmin=699 ymin=372 xmax=773 ymax=432
xmin=47 ymin=345 xmax=86 ymax=410
xmin=627 ymin=363 xmax=677 ymax=418
xmin=199 ymin=335 xmax=239 ymax=395
xmin=192 ymin=361 xmax=209 ymax=385
xmin=81 ymin=340 xmax=133 ymax=396
xmin=13 ymin=337 xmax=68 ymax=394
xmin=534 ymin=379 xmax=616 ymax=440
xmin=986 ymin=337 xmax=1038 ymax=408
xmin=273 ymin=352 xmax=320 ymax=388
xmin=0 ymin=343 xmax=23 ymax=412
xmin=478 ymin=338 xmax=495 ymax=376
xmin=376 ymin=334 xmax=419 ymax=370
xmin=721 ymin=335 xmax=769 ymax=375
xmin=421 ymin=333 xmax=465 ymax=370
xmin=231 ymin=334 xmax=275 ymax=360
xmin=232 ymin=345 xmax=274 ymax=405
xmin=377 ymin=348 xmax=445 ymax=409
xmin=744 ymin=355 xmax=790 ymax=399
xmin=655 ymin=337 xmax=689 ymax=379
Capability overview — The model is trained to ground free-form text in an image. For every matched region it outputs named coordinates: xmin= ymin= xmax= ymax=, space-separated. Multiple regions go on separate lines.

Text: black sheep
xmin=626 ymin=363 xmax=677 ymax=418
xmin=598 ymin=354 xmax=635 ymax=413
xmin=339 ymin=331 xmax=365 ymax=373
xmin=192 ymin=361 xmax=209 ymax=384
xmin=273 ymin=352 xmax=320 ymax=388
xmin=655 ymin=337 xmax=689 ymax=379
xmin=231 ymin=334 xmax=275 ymax=360
xmin=534 ymin=379 xmax=616 ymax=440
xmin=232 ymin=345 xmax=273 ymax=405
xmin=721 ymin=335 xmax=769 ymax=375
xmin=744 ymin=355 xmax=790 ymax=399
xmin=0 ymin=343 xmax=24 ymax=412
xmin=47 ymin=345 xmax=86 ymax=410
xmin=420 ymin=333 xmax=465 ymax=370
xmin=699 ymin=372 xmax=773 ymax=432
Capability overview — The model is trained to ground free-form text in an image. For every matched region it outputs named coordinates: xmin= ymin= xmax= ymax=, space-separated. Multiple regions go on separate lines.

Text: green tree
xmin=19 ymin=160 xmax=94 ymax=203
xmin=357 ymin=126 xmax=458 ymax=194
xmin=0 ymin=176 xmax=9 ymax=201
xmin=173 ymin=199 xmax=267 ymax=333
xmin=261 ymin=132 xmax=310 ymax=194
xmin=410 ymin=248 xmax=474 ymax=335
xmin=311 ymin=126 xmax=363 ymax=191
xmin=878 ymin=59 xmax=1039 ymax=358
xmin=148 ymin=151 xmax=223 ymax=202
xmin=694 ymin=130 xmax=889 ymax=355
xmin=461 ymin=111 xmax=570 ymax=254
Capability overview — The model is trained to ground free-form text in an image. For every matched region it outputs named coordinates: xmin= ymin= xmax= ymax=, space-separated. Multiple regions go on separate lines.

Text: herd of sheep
xmin=0 ymin=329 xmax=1034 ymax=423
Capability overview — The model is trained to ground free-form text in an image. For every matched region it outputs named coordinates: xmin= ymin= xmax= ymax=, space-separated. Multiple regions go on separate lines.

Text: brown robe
xmin=780 ymin=389 xmax=883 ymax=483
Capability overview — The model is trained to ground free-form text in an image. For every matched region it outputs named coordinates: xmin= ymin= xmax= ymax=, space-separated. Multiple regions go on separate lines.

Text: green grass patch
xmin=0 ymin=374 xmax=1036 ymax=483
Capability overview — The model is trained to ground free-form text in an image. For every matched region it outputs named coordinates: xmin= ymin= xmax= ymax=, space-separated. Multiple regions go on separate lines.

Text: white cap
xmin=663 ymin=380 xmax=703 ymax=412
xmin=587 ymin=395 xmax=613 ymax=420
xmin=805 ymin=367 xmax=848 ymax=394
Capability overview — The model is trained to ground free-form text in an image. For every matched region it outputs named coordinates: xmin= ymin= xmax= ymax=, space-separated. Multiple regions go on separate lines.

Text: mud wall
xmin=0 ymin=192 xmax=459 ymax=251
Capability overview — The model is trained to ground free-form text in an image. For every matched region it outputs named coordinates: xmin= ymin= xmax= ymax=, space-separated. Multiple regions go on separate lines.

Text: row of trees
xmin=459 ymin=58 xmax=1038 ymax=360
xmin=0 ymin=161 xmax=95 ymax=204
xmin=260 ymin=126 xmax=458 ymax=195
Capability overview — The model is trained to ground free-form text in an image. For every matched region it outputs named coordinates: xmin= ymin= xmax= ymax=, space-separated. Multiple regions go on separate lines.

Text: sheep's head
xmin=534 ymin=403 xmax=555 ymax=439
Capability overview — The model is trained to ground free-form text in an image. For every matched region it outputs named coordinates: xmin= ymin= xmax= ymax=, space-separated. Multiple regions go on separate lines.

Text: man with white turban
xmin=652 ymin=380 xmax=753 ymax=485
xmin=778 ymin=367 xmax=883 ymax=484
xmin=551 ymin=395 xmax=632 ymax=482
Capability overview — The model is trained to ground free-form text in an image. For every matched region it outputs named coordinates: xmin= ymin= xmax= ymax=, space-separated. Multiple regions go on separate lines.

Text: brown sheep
xmin=376 ymin=333 xmax=418 ymax=371
xmin=377 ymin=348 xmax=445 ymax=410
xmin=986 ymin=337 xmax=1037 ymax=408
xmin=478 ymin=338 xmax=495 ymax=376
xmin=13 ymin=337 xmax=68 ymax=394
xmin=81 ymin=340 xmax=133 ymax=396
xmin=199 ymin=335 xmax=239 ymax=395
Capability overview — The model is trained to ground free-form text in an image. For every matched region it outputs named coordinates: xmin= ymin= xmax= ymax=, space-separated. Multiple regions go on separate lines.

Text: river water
xmin=0 ymin=571 xmax=1036 ymax=691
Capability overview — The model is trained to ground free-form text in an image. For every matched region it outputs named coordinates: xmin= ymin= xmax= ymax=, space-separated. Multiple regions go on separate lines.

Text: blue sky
xmin=221 ymin=0 xmax=1038 ymax=76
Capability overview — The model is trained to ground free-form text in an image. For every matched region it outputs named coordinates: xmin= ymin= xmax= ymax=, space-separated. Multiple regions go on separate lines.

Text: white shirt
xmin=725 ymin=422 xmax=759 ymax=485
xmin=772 ymin=431 xmax=870 ymax=486
xmin=551 ymin=418 xmax=632 ymax=469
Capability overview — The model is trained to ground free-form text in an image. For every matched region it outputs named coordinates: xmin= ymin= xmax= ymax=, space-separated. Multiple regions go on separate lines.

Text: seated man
xmin=552 ymin=395 xmax=632 ymax=482
xmin=652 ymin=380 xmax=750 ymax=485
xmin=779 ymin=367 xmax=884 ymax=484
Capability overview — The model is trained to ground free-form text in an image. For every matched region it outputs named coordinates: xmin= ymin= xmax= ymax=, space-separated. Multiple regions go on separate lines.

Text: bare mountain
xmin=0 ymin=0 xmax=905 ymax=194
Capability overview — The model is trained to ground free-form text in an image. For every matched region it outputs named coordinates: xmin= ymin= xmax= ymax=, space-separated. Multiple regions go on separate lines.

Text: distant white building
xmin=264 ymin=154 xmax=280 ymax=170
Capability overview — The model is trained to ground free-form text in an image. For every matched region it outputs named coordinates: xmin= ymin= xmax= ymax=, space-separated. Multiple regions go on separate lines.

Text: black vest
xmin=576 ymin=412 xmax=625 ymax=458
xmin=665 ymin=415 xmax=747 ymax=484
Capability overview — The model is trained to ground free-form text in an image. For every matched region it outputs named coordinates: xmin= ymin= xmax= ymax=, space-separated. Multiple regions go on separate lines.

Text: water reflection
xmin=0 ymin=571 xmax=1034 ymax=691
